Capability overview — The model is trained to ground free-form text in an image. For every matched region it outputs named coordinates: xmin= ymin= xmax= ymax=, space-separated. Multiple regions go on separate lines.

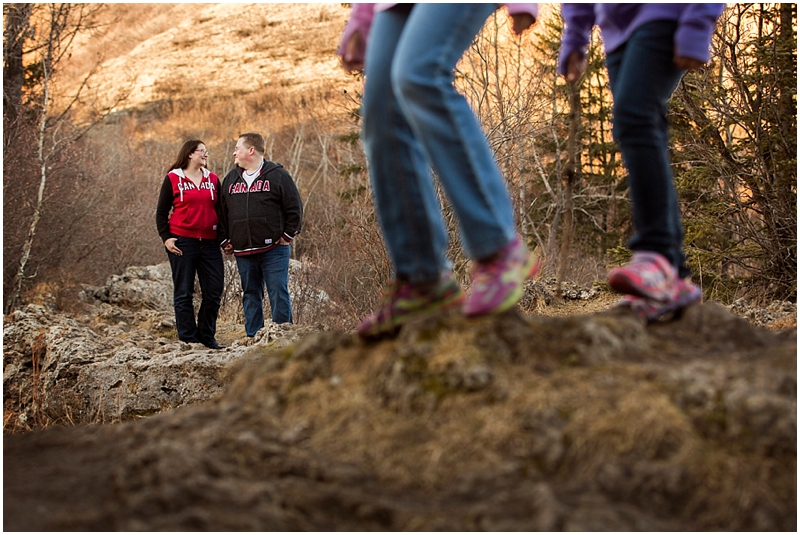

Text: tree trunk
xmin=7 ymin=9 xmax=54 ymax=313
xmin=2 ymin=3 xmax=33 ymax=126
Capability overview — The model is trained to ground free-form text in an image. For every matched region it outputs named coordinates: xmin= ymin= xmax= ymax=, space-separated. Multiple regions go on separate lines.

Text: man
xmin=217 ymin=132 xmax=303 ymax=336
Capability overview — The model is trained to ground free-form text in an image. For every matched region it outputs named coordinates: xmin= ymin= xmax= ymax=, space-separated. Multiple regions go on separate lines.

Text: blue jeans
xmin=166 ymin=237 xmax=223 ymax=344
xmin=236 ymin=245 xmax=292 ymax=336
xmin=606 ymin=20 xmax=690 ymax=279
xmin=362 ymin=3 xmax=517 ymax=284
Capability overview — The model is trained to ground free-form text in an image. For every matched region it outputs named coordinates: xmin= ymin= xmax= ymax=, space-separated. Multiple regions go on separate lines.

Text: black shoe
xmin=203 ymin=340 xmax=225 ymax=350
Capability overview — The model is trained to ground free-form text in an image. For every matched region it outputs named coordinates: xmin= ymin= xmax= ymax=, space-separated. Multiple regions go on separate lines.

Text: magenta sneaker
xmin=607 ymin=252 xmax=677 ymax=302
xmin=617 ymin=278 xmax=702 ymax=321
xmin=358 ymin=271 xmax=465 ymax=339
xmin=463 ymin=236 xmax=541 ymax=317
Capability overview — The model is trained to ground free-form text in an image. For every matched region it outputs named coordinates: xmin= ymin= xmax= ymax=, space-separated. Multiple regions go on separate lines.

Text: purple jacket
xmin=558 ymin=3 xmax=725 ymax=76
xmin=338 ymin=3 xmax=539 ymax=61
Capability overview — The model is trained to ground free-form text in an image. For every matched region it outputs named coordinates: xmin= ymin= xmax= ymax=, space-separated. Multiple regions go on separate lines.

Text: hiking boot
xmin=463 ymin=235 xmax=541 ymax=317
xmin=607 ymin=251 xmax=677 ymax=302
xmin=357 ymin=271 xmax=465 ymax=339
xmin=617 ymin=277 xmax=702 ymax=321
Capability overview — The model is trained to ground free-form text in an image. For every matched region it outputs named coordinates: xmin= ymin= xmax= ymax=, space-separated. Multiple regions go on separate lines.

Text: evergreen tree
xmin=671 ymin=3 xmax=797 ymax=301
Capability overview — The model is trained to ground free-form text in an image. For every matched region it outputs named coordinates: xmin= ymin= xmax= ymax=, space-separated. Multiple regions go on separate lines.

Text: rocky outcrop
xmin=2 ymin=302 xmax=315 ymax=428
xmin=3 ymin=261 xmax=320 ymax=429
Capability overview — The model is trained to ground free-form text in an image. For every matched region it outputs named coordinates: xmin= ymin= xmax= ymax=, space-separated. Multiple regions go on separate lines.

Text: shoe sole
xmin=358 ymin=292 xmax=465 ymax=340
xmin=645 ymin=288 xmax=702 ymax=321
xmin=619 ymin=287 xmax=702 ymax=322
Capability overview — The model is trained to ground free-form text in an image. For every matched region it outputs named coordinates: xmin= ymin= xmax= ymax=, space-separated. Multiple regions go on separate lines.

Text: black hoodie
xmin=217 ymin=160 xmax=303 ymax=256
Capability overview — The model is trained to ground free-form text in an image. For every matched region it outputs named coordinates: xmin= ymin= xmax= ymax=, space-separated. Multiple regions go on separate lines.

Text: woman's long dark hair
xmin=166 ymin=139 xmax=204 ymax=173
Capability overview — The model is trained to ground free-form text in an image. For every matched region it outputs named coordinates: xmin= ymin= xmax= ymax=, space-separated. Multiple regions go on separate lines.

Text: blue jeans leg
xmin=606 ymin=20 xmax=690 ymax=278
xmin=362 ymin=5 xmax=451 ymax=283
xmin=236 ymin=246 xmax=293 ymax=336
xmin=261 ymin=245 xmax=293 ymax=325
xmin=237 ymin=253 xmax=265 ymax=337
xmin=392 ymin=3 xmax=516 ymax=260
xmin=362 ymin=4 xmax=516 ymax=283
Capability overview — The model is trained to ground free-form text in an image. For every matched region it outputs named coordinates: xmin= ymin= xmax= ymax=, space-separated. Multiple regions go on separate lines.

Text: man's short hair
xmin=238 ymin=132 xmax=266 ymax=155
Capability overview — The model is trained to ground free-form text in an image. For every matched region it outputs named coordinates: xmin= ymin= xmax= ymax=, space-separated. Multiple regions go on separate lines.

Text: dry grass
xmin=59 ymin=4 xmax=354 ymax=111
xmin=209 ymin=306 xmax=795 ymax=529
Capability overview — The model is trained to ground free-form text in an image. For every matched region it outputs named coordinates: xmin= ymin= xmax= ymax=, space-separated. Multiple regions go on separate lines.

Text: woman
xmin=156 ymin=140 xmax=225 ymax=349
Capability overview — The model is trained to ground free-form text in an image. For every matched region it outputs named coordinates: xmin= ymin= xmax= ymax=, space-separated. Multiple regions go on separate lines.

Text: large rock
xmin=80 ymin=263 xmax=175 ymax=311
xmin=5 ymin=259 xmax=322 ymax=427
xmin=2 ymin=303 xmax=299 ymax=426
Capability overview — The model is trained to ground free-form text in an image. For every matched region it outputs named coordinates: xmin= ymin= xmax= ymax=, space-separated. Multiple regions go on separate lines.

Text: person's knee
xmin=173 ymin=285 xmax=194 ymax=302
xmin=391 ymin=56 xmax=439 ymax=108
xmin=202 ymin=292 xmax=222 ymax=308
xmin=612 ymin=102 xmax=660 ymax=143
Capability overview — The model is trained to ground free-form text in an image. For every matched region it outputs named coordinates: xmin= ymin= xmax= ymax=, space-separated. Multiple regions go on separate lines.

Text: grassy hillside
xmin=61 ymin=3 xmax=354 ymax=111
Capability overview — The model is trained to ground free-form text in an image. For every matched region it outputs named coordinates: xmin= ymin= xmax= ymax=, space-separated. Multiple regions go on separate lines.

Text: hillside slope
xmin=62 ymin=3 xmax=353 ymax=110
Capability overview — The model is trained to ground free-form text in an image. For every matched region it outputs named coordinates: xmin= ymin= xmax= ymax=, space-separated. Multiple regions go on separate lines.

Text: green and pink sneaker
xmin=357 ymin=271 xmax=465 ymax=340
xmin=617 ymin=277 xmax=702 ymax=321
xmin=463 ymin=235 xmax=541 ymax=317
xmin=607 ymin=251 xmax=677 ymax=302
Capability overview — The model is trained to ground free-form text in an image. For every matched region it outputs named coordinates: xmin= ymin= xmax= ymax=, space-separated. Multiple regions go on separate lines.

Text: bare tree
xmin=3 ymin=3 xmax=34 ymax=127
xmin=5 ymin=4 xmax=131 ymax=312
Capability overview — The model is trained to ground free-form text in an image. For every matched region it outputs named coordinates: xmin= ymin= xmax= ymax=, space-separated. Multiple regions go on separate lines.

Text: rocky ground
xmin=3 ymin=264 xmax=797 ymax=530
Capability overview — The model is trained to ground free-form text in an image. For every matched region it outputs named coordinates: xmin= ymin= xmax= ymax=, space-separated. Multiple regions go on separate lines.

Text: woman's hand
xmin=165 ymin=238 xmax=182 ymax=256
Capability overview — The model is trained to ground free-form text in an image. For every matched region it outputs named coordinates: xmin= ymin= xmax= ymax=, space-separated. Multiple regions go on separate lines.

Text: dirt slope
xmin=4 ymin=302 xmax=796 ymax=531
xmin=61 ymin=3 xmax=353 ymax=111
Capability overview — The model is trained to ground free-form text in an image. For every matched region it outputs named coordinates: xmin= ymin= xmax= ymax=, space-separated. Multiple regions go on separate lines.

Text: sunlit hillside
xmin=61 ymin=3 xmax=355 ymax=112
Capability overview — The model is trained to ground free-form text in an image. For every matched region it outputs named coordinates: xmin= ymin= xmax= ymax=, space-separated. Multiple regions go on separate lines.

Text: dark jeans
xmin=606 ymin=20 xmax=691 ymax=279
xmin=166 ymin=237 xmax=224 ymax=344
xmin=236 ymin=245 xmax=292 ymax=336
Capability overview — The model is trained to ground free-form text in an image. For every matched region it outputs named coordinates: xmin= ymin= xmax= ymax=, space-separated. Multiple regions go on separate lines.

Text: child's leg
xmin=362 ymin=5 xmax=451 ymax=284
xmin=606 ymin=20 xmax=691 ymax=279
xmin=389 ymin=3 xmax=517 ymax=261
xmin=358 ymin=6 xmax=466 ymax=339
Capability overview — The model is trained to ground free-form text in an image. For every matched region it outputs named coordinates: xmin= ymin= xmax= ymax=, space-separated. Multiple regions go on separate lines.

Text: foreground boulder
xmin=4 ymin=302 xmax=796 ymax=530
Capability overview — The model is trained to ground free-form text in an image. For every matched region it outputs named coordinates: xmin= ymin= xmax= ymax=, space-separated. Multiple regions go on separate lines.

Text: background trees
xmin=3 ymin=4 xmax=795 ymax=324
xmin=672 ymin=3 xmax=796 ymax=301
xmin=3 ymin=3 xmax=130 ymax=312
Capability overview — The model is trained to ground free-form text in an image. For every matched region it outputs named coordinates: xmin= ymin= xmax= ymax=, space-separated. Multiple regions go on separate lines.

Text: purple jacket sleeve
xmin=558 ymin=3 xmax=596 ymax=76
xmin=675 ymin=4 xmax=725 ymax=63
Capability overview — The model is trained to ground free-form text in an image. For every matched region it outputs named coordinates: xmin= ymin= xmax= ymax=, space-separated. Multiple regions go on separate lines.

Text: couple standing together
xmin=155 ymin=133 xmax=303 ymax=350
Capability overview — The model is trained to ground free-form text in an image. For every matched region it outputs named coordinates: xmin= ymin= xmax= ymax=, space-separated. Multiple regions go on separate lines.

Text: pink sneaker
xmin=358 ymin=272 xmax=465 ymax=339
xmin=463 ymin=236 xmax=541 ymax=317
xmin=617 ymin=278 xmax=702 ymax=321
xmin=607 ymin=252 xmax=677 ymax=302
